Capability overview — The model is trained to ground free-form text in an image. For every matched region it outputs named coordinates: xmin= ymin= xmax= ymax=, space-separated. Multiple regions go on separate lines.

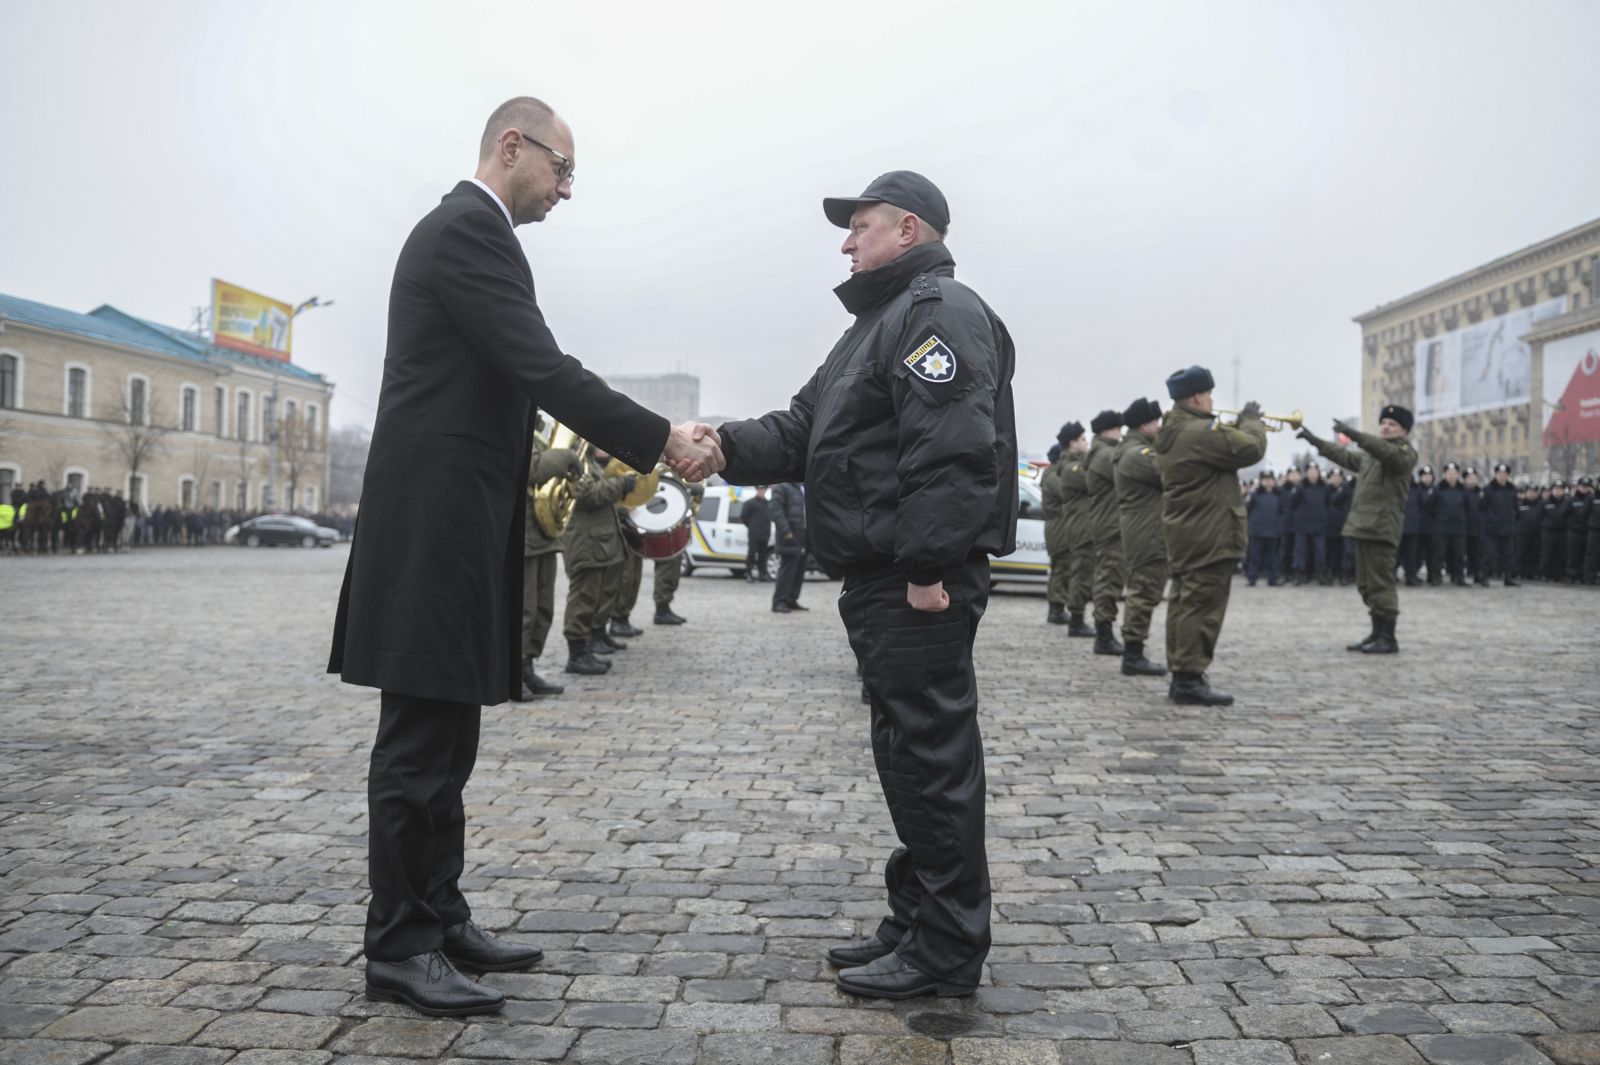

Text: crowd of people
xmin=1239 ymin=462 xmax=1599 ymax=587
xmin=0 ymin=479 xmax=354 ymax=554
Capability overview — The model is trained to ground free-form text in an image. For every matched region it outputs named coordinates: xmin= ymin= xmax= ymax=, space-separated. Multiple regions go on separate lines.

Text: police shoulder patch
xmin=903 ymin=334 xmax=957 ymax=383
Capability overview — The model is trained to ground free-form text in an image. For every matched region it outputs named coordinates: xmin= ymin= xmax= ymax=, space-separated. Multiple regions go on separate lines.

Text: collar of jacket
xmin=833 ymin=242 xmax=956 ymax=316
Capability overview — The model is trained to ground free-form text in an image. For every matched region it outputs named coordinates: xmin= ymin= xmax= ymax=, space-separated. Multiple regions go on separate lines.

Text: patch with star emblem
xmin=903 ymin=335 xmax=958 ymax=383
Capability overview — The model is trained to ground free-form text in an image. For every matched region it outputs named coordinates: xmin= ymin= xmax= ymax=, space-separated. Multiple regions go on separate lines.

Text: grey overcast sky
xmin=4 ymin=0 xmax=1598 ymax=469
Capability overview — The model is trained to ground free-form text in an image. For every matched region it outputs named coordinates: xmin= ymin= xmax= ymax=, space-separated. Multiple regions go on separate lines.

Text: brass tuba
xmin=532 ymin=421 xmax=591 ymax=538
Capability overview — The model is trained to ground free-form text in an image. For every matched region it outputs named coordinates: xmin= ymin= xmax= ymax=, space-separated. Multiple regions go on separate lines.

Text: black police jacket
xmin=1288 ymin=481 xmax=1331 ymax=536
xmin=740 ymin=496 xmax=774 ymax=541
xmin=1246 ymin=488 xmax=1282 ymax=537
xmin=1425 ymin=482 xmax=1470 ymax=535
xmin=1541 ymin=498 xmax=1567 ymax=532
xmin=1481 ymin=481 xmax=1518 ymax=537
xmin=1463 ymin=486 xmax=1483 ymax=536
xmin=1516 ymin=499 xmax=1541 ymax=538
xmin=1327 ymin=484 xmax=1352 ymax=536
xmin=1404 ymin=484 xmax=1432 ymax=535
xmin=716 ymin=242 xmax=1018 ymax=585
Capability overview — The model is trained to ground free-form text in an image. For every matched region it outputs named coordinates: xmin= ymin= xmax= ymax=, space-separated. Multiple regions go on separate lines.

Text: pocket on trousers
xmin=882 ymin=606 xmax=968 ymax=670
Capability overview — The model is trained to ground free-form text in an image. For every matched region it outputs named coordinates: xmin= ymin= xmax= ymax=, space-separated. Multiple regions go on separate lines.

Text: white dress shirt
xmin=468 ymin=178 xmax=514 ymax=229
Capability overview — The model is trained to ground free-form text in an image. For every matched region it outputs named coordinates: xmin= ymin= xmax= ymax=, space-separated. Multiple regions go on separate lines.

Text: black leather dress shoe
xmin=365 ymin=950 xmax=505 ymax=1016
xmin=835 ymin=951 xmax=975 ymax=1000
xmin=826 ymin=934 xmax=895 ymax=968
xmin=787 ymin=602 xmax=809 ymax=611
xmin=442 ymin=920 xmax=543 ymax=973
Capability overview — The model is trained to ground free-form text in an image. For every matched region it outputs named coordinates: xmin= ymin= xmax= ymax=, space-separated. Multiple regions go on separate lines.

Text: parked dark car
xmin=226 ymin=514 xmax=337 ymax=548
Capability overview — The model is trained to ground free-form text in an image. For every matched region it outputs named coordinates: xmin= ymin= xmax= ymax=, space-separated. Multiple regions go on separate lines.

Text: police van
xmin=681 ymin=470 xmax=1048 ymax=588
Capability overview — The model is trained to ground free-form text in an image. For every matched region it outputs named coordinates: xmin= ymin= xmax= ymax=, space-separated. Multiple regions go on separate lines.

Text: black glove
xmin=563 ymin=451 xmax=583 ymax=476
xmin=620 ymin=475 xmax=637 ymax=495
xmin=1239 ymin=400 xmax=1262 ymax=419
xmin=1331 ymin=420 xmax=1354 ymax=439
xmin=1296 ymin=427 xmax=1314 ymax=442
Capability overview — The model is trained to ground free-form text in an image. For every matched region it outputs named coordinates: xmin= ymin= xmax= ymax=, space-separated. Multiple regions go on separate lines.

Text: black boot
xmin=610 ymin=616 xmax=643 ymax=638
xmin=591 ymin=627 xmax=626 ymax=652
xmin=1047 ymin=603 xmax=1067 ymax=625
xmin=1404 ymin=574 xmax=1422 ymax=587
xmin=653 ymin=606 xmax=687 ymax=625
xmin=565 ymin=637 xmax=611 ymax=674
xmin=1168 ymin=671 xmax=1234 ymax=706
xmin=1092 ymin=621 xmax=1124 ymax=656
xmin=522 ymin=656 xmax=564 ymax=697
xmin=1361 ymin=615 xmax=1399 ymax=654
xmin=1066 ymin=611 xmax=1094 ymax=638
xmin=1121 ymin=640 xmax=1167 ymax=677
xmin=1504 ymin=577 xmax=1520 ymax=587
xmin=1346 ymin=616 xmax=1378 ymax=652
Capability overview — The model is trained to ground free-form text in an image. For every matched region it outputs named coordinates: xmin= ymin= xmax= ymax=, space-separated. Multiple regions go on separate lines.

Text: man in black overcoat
xmin=329 ymin=96 xmax=722 ymax=1017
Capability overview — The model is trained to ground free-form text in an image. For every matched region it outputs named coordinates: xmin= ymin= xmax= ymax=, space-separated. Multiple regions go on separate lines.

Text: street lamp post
xmin=267 ymin=296 xmax=333 ymax=512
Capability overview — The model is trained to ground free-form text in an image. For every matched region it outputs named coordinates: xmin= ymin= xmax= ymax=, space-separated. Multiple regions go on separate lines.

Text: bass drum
xmin=622 ymin=474 xmax=692 ymax=560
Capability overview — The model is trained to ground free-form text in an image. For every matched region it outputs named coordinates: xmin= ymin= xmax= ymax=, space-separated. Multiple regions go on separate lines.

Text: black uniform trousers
xmin=1292 ymin=532 xmax=1326 ymax=577
xmin=1540 ymin=530 xmax=1566 ymax=581
xmin=1244 ymin=535 xmax=1279 ymax=584
xmin=1432 ymin=533 xmax=1467 ymax=584
xmin=746 ymin=538 xmax=772 ymax=581
xmin=774 ymin=540 xmax=806 ymax=607
xmin=839 ymin=557 xmax=991 ymax=987
xmin=1487 ymin=534 xmax=1517 ymax=580
xmin=366 ymin=691 xmax=480 ymax=962
xmin=1401 ymin=533 xmax=1430 ymax=581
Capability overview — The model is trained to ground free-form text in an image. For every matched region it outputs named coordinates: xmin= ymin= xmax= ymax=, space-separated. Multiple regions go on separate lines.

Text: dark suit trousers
xmin=366 ymin=692 xmax=480 ymax=961
xmin=840 ymin=558 xmax=991 ymax=987
xmin=774 ymin=539 xmax=806 ymax=606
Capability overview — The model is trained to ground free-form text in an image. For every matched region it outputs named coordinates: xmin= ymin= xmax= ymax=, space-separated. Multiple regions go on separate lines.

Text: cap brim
xmin=822 ymin=196 xmax=879 ymax=229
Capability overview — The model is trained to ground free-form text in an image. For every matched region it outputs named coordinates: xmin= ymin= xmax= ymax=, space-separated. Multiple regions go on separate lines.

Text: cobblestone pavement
xmin=2 ymin=545 xmax=1597 ymax=1065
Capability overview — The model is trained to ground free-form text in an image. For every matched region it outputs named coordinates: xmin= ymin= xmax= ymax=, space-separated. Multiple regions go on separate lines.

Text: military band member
xmin=1113 ymin=398 xmax=1167 ymax=677
xmin=1297 ymin=404 xmax=1417 ymax=653
xmin=611 ymin=550 xmax=647 ymax=638
xmin=1085 ymin=409 xmax=1127 ymax=656
xmin=652 ymin=556 xmax=687 ymax=624
xmin=1041 ymin=422 xmax=1081 ymax=625
xmin=561 ymin=453 xmax=635 ymax=673
xmin=1155 ymin=366 xmax=1266 ymax=706
xmin=1057 ymin=424 xmax=1096 ymax=637
xmin=519 ymin=425 xmax=580 ymax=700
xmin=715 ymin=171 xmax=1016 ymax=999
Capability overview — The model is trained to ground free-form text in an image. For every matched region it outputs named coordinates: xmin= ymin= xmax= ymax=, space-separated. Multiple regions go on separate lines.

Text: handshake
xmin=664 ymin=422 xmax=726 ymax=483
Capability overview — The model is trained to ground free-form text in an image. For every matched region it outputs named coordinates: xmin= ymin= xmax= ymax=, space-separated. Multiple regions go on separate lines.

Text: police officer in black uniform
xmin=1481 ymin=462 xmax=1519 ymax=585
xmin=715 ymin=172 xmax=1016 ymax=1000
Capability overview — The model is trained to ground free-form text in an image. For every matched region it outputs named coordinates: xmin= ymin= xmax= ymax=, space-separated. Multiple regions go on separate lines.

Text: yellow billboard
xmin=212 ymin=279 xmax=292 ymax=361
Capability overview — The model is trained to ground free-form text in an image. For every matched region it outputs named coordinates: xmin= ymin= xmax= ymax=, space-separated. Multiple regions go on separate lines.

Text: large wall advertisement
xmin=1542 ymin=327 xmax=1600 ymax=447
xmin=212 ymin=279 xmax=292 ymax=362
xmin=1413 ymin=297 xmax=1566 ymax=421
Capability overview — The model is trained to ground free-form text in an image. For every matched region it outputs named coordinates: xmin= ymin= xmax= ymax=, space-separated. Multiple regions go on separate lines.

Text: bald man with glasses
xmin=332 ymin=96 xmax=722 ymax=1018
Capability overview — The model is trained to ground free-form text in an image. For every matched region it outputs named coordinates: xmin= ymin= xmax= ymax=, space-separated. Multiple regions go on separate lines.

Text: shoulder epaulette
xmin=909 ymin=273 xmax=943 ymax=304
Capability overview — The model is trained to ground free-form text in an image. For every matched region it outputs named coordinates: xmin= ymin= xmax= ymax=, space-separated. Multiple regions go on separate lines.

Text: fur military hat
xmin=1047 ymin=442 xmax=1062 ymax=463
xmin=1579 ymin=476 xmax=1595 ymax=487
xmin=1463 ymin=466 xmax=1478 ymax=477
xmin=1090 ymin=409 xmax=1123 ymax=434
xmin=1494 ymin=462 xmax=1510 ymax=473
xmin=1122 ymin=397 xmax=1162 ymax=427
xmin=1165 ymin=365 xmax=1215 ymax=400
xmin=1418 ymin=464 xmax=1434 ymax=476
xmin=1259 ymin=468 xmax=1277 ymax=479
xmin=1380 ymin=403 xmax=1414 ymax=431
xmin=1058 ymin=420 xmax=1086 ymax=445
xmin=1442 ymin=461 xmax=1460 ymax=472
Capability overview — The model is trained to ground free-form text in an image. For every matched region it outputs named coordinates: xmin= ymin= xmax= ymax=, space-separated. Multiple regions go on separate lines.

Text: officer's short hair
xmin=480 ymin=97 xmax=557 ymax=160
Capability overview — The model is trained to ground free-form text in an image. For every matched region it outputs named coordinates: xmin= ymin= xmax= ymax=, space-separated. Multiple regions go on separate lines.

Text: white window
xmin=235 ymin=481 xmax=249 ymax=509
xmin=303 ymin=485 xmax=317 ymax=510
xmin=305 ymin=403 xmax=319 ymax=447
xmin=263 ymin=393 xmax=276 ymax=442
xmin=127 ymin=374 xmax=150 ymax=425
xmin=236 ymin=388 xmax=253 ymax=442
xmin=0 ymin=464 xmax=19 ymax=500
xmin=180 ymin=384 xmax=198 ymax=432
xmin=214 ymin=384 xmax=227 ymax=438
xmin=64 ymin=468 xmax=88 ymax=497
xmin=128 ymin=473 xmax=147 ymax=506
xmin=0 ymin=351 xmax=20 ymax=409
xmin=209 ymin=480 xmax=222 ymax=509
xmin=179 ymin=476 xmax=195 ymax=509
xmin=66 ymin=363 xmax=91 ymax=417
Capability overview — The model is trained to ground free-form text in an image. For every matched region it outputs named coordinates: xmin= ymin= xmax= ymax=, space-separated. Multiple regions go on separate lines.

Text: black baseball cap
xmin=823 ymin=171 xmax=950 ymax=235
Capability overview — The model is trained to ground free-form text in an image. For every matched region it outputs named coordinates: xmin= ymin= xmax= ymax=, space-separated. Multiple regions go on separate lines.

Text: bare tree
xmin=101 ymin=392 xmax=168 ymax=498
xmin=39 ymin=445 xmax=69 ymax=490
xmin=328 ymin=423 xmax=371 ymax=508
xmin=277 ymin=409 xmax=310 ymax=513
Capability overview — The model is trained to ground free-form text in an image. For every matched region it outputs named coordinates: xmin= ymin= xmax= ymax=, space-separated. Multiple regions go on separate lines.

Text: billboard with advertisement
xmin=1413 ymin=297 xmax=1566 ymax=421
xmin=1542 ymin=327 xmax=1600 ymax=447
xmin=212 ymin=279 xmax=292 ymax=361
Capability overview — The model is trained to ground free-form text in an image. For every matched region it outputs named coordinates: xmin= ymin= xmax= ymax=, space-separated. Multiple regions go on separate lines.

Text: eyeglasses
xmin=517 ymin=131 xmax=575 ymax=184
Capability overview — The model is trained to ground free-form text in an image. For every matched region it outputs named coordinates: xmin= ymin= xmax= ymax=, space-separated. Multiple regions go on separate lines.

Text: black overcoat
xmin=329 ymin=182 xmax=669 ymax=706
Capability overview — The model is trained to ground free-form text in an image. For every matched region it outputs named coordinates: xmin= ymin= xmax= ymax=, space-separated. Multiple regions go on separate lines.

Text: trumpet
xmin=1214 ymin=408 xmax=1304 ymax=433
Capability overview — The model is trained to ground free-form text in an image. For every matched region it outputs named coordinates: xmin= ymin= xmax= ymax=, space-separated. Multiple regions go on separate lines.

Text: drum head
xmin=629 ymin=479 xmax=692 ymax=534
